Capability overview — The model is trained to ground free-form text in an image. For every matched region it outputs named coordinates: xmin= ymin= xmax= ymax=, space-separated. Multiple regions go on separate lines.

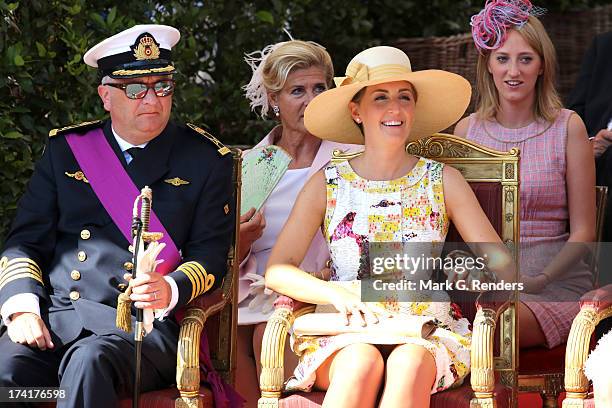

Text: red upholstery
xmin=446 ymin=182 xmax=503 ymax=243
xmin=430 ymin=382 xmax=511 ymax=408
xmin=278 ymin=382 xmax=511 ymax=408
xmin=519 ymin=344 xmax=566 ymax=374
xmin=445 ymin=182 xmax=503 ymax=324
xmin=118 ymin=385 xmax=214 ymax=408
xmin=35 ymin=385 xmax=214 ymax=408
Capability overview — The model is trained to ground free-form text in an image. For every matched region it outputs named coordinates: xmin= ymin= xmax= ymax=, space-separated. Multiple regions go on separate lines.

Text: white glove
xmin=135 ymin=238 xmax=165 ymax=334
xmin=245 ymin=272 xmax=278 ymax=314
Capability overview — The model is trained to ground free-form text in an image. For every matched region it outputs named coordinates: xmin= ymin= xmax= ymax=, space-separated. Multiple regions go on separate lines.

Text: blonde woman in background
xmin=237 ymin=40 xmax=360 ymax=406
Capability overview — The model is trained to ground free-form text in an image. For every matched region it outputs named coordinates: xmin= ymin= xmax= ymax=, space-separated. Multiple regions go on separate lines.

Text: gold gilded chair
xmin=258 ymin=133 xmax=521 ymax=408
xmin=517 ymin=186 xmax=607 ymax=408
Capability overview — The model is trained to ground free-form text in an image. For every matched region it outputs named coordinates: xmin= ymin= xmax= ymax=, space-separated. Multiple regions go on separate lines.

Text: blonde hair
xmin=243 ymin=40 xmax=333 ymax=118
xmin=475 ymin=16 xmax=562 ymax=123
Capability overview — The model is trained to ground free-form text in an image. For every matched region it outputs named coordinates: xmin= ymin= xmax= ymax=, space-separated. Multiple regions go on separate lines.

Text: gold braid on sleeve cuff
xmin=0 ymin=257 xmax=44 ymax=290
xmin=176 ymin=261 xmax=215 ymax=303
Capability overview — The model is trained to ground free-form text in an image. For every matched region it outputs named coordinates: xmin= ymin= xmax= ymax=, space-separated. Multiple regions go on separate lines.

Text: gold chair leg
xmin=258 ymin=393 xmax=281 ymax=408
xmin=470 ymin=392 xmax=497 ymax=408
xmin=471 ymin=308 xmax=498 ymax=408
xmin=258 ymin=307 xmax=296 ymax=408
xmin=175 ymin=395 xmax=202 ymax=408
xmin=176 ymin=308 xmax=207 ymax=408
xmin=561 ymin=392 xmax=589 ymax=408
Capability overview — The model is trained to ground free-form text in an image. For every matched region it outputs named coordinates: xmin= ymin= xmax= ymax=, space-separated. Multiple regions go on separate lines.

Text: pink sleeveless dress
xmin=466 ymin=109 xmax=593 ymax=348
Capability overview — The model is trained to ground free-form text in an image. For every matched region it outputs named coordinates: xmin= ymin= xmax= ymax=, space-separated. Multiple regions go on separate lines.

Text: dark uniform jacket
xmin=0 ymin=120 xmax=234 ymax=351
xmin=568 ymin=31 xmax=612 ymax=137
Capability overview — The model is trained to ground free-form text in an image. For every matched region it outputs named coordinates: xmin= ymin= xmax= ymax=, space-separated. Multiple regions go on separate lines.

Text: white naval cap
xmin=84 ymin=24 xmax=180 ymax=78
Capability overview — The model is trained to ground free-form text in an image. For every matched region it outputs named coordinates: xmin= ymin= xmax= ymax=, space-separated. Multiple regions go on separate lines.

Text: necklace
xmin=482 ymin=118 xmax=554 ymax=143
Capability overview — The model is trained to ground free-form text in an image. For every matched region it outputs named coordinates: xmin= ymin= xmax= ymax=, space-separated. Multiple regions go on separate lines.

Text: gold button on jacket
xmin=123 ymin=261 xmax=133 ymax=271
xmin=69 ymin=291 xmax=80 ymax=301
xmin=70 ymin=270 xmax=81 ymax=280
xmin=77 ymin=251 xmax=87 ymax=262
xmin=80 ymin=229 xmax=91 ymax=240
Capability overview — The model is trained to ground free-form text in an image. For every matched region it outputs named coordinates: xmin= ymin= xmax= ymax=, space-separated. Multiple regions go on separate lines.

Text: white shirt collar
xmin=111 ymin=126 xmax=148 ymax=152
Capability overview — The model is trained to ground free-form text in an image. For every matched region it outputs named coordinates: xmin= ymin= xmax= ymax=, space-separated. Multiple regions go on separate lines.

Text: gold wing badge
xmin=164 ymin=177 xmax=190 ymax=186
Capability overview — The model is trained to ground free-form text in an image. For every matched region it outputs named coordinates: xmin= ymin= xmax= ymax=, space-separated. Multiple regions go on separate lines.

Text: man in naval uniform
xmin=0 ymin=24 xmax=234 ymax=407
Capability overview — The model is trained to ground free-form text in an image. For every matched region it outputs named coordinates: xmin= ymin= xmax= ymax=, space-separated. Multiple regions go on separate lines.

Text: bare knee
xmin=331 ymin=343 xmax=384 ymax=380
xmin=387 ymin=344 xmax=436 ymax=377
xmin=379 ymin=344 xmax=436 ymax=408
xmin=316 ymin=343 xmax=384 ymax=390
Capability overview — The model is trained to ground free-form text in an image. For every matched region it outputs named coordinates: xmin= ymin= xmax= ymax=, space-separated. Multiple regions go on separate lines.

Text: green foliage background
xmin=1 ymin=0 xmax=609 ymax=241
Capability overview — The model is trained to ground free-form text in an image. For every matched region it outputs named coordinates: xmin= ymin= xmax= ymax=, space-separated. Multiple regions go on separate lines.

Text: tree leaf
xmin=256 ymin=10 xmax=274 ymax=24
xmin=108 ymin=7 xmax=117 ymax=24
xmin=36 ymin=42 xmax=47 ymax=57
xmin=2 ymin=131 xmax=23 ymax=139
xmin=14 ymin=55 xmax=24 ymax=66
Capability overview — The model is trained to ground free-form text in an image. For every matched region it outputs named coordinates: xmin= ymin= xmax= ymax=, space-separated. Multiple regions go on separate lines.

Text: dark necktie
xmin=126 ymin=147 xmax=143 ymax=164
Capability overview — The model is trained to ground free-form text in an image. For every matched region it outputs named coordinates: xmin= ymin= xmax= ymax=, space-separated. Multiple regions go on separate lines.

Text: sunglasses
xmin=105 ymin=80 xmax=175 ymax=99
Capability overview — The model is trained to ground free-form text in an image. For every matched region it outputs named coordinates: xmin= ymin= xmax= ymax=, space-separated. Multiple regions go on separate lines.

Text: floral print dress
xmin=285 ymin=158 xmax=472 ymax=394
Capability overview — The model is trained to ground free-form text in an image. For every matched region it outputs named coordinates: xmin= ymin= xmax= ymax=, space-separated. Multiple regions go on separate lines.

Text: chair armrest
xmin=176 ymin=288 xmax=227 ymax=406
xmin=470 ymin=307 xmax=499 ymax=397
xmin=564 ymin=284 xmax=612 ymax=401
xmin=258 ymin=296 xmax=315 ymax=407
xmin=469 ymin=291 xmax=513 ymax=405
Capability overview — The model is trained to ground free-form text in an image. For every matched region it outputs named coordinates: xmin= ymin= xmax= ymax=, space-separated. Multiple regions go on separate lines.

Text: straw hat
xmin=304 ymin=46 xmax=471 ymax=144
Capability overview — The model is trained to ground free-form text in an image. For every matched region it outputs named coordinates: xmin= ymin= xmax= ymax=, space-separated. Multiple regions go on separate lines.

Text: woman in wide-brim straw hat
xmin=264 ymin=46 xmax=514 ymax=407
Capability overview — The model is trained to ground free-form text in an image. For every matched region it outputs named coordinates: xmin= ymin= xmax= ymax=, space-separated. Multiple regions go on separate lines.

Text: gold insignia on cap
xmin=65 ymin=171 xmax=89 ymax=184
xmin=224 ymin=204 xmax=230 ymax=215
xmin=164 ymin=177 xmax=190 ymax=186
xmin=133 ymin=34 xmax=160 ymax=61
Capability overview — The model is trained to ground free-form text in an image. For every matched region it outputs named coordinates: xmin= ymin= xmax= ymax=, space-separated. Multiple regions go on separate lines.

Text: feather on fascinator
xmin=243 ymin=42 xmax=288 ymax=118
xmin=470 ymin=0 xmax=546 ymax=53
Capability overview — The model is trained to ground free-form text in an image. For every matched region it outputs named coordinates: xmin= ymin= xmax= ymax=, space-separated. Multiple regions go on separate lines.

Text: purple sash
xmin=65 ymin=128 xmax=244 ymax=407
xmin=65 ymin=128 xmax=180 ymax=273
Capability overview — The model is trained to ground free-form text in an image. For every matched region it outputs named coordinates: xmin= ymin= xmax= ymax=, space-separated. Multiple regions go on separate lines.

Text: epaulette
xmin=186 ymin=123 xmax=231 ymax=156
xmin=49 ymin=120 xmax=103 ymax=138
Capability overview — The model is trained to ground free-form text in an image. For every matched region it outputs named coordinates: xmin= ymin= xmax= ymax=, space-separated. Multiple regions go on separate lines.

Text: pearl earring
xmin=272 ymin=105 xmax=280 ymax=117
